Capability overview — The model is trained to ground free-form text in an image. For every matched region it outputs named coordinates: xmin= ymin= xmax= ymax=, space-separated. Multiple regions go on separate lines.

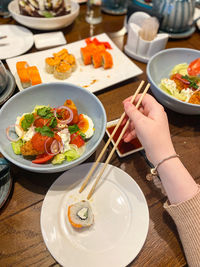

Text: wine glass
xmin=0 ymin=60 xmax=8 ymax=94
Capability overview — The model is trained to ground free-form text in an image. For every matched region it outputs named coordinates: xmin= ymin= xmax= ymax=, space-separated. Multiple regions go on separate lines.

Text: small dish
xmin=34 ymin=31 xmax=67 ymax=50
xmin=0 ymin=70 xmax=16 ymax=106
xmin=106 ymin=119 xmax=143 ymax=158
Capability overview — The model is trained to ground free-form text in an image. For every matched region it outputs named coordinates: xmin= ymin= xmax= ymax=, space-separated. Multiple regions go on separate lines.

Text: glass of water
xmin=0 ymin=61 xmax=8 ymax=94
xmin=86 ymin=0 xmax=102 ymax=25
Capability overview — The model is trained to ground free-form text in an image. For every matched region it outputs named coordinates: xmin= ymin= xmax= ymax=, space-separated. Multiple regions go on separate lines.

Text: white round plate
xmin=41 ymin=163 xmax=149 ymax=267
xmin=0 ymin=25 xmax=33 ymax=59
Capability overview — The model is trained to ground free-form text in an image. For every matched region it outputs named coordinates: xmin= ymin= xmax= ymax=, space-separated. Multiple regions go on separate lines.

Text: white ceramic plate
xmin=41 ymin=162 xmax=149 ymax=267
xmin=0 ymin=25 xmax=34 ymax=60
xmin=106 ymin=119 xmax=143 ymax=157
xmin=6 ymin=33 xmax=143 ymax=93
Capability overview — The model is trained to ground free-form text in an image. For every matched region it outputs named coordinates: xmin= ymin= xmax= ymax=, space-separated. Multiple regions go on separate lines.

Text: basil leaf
xmin=35 ymin=126 xmax=54 ymax=137
xmin=21 ymin=113 xmax=34 ymax=131
xmin=37 ymin=107 xmax=53 ymax=119
xmin=68 ymin=124 xmax=80 ymax=134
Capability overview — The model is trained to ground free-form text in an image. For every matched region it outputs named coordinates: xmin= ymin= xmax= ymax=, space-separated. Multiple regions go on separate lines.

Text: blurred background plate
xmin=0 ymin=70 xmax=16 ymax=106
xmin=0 ymin=25 xmax=33 ymax=60
xmin=0 ymin=159 xmax=12 ymax=209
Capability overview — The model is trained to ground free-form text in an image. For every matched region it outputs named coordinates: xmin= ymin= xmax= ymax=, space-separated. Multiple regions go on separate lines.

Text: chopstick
xmin=86 ymin=82 xmax=150 ymax=199
xmin=79 ymin=80 xmax=145 ymax=194
xmin=0 ymin=35 xmax=7 ymax=40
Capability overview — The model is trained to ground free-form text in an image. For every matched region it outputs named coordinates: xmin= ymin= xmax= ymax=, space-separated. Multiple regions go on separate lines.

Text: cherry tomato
xmin=187 ymin=58 xmax=200 ymax=76
xmin=70 ymin=133 xmax=85 ymax=148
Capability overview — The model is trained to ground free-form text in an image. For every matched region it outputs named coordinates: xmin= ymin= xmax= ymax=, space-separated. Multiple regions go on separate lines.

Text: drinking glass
xmin=0 ymin=60 xmax=8 ymax=94
xmin=102 ymin=0 xmax=128 ymax=15
xmin=86 ymin=0 xmax=102 ymax=24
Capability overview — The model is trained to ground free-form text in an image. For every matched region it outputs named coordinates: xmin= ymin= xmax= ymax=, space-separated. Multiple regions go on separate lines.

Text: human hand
xmin=123 ymin=94 xmax=176 ymax=166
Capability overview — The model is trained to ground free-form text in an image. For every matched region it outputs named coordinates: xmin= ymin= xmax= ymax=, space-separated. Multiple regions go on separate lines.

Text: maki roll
xmin=54 ymin=61 xmax=71 ymax=80
xmin=68 ymin=200 xmax=94 ymax=228
xmin=45 ymin=57 xmax=60 ymax=74
xmin=102 ymin=51 xmax=113 ymax=69
xmin=16 ymin=61 xmax=31 ymax=89
xmin=27 ymin=66 xmax=42 ymax=86
xmin=92 ymin=53 xmax=102 ymax=68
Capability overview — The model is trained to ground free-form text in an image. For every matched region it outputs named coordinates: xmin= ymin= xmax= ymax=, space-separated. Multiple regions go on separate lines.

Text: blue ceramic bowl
xmin=0 ymin=83 xmax=107 ymax=173
xmin=147 ymin=48 xmax=200 ymax=115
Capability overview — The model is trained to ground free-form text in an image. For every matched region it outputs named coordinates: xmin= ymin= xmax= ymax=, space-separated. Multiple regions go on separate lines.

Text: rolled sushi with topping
xmin=68 ymin=200 xmax=94 ymax=228
xmin=18 ymin=0 xmax=71 ymax=17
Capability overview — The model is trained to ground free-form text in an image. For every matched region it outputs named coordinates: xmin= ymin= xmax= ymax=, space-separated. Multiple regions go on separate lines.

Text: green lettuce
xmin=11 ymin=139 xmax=23 ymax=155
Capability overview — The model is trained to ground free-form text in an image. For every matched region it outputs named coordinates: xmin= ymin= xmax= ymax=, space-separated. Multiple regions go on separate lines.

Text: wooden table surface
xmin=0 ymin=3 xmax=200 ymax=267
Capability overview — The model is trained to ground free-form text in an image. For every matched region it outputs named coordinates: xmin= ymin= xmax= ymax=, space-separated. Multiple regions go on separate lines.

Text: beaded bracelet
xmin=146 ymin=154 xmax=180 ymax=181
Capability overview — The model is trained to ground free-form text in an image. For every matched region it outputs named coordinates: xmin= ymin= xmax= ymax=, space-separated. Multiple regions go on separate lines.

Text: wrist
xmin=147 ymin=146 xmax=176 ymax=167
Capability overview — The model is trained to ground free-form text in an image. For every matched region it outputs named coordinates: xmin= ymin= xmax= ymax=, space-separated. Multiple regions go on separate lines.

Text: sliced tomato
xmin=187 ymin=58 xmax=200 ymax=76
xmin=32 ymin=153 xmax=54 ymax=164
xmin=70 ymin=133 xmax=85 ymax=148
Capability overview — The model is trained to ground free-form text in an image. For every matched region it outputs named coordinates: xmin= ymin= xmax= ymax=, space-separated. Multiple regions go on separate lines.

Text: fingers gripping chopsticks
xmin=79 ymin=81 xmax=150 ymax=199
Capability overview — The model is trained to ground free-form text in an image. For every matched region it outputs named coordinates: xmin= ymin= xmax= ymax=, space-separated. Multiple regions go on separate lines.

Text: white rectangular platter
xmin=6 ymin=33 xmax=143 ymax=93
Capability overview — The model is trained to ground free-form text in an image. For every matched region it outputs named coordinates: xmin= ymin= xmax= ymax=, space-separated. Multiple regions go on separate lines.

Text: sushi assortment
xmin=45 ymin=48 xmax=76 ymax=80
xmin=81 ymin=37 xmax=113 ymax=70
xmin=16 ymin=61 xmax=42 ymax=89
xmin=18 ymin=0 xmax=71 ymax=18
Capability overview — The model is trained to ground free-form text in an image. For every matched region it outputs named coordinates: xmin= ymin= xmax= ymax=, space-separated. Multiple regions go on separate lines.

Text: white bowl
xmin=147 ymin=48 xmax=200 ymax=115
xmin=8 ymin=0 xmax=80 ymax=31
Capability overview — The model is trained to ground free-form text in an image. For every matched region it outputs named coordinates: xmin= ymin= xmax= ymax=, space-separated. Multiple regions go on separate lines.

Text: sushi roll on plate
xmin=54 ymin=61 xmax=71 ymax=80
xmin=45 ymin=57 xmax=60 ymax=74
xmin=68 ymin=200 xmax=94 ymax=228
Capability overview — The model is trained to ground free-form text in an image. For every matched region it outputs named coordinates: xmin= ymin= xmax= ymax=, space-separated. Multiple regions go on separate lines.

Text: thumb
xmin=123 ymin=101 xmax=144 ymax=123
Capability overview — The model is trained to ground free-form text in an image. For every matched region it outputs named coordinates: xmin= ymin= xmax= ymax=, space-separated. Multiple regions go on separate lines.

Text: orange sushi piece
xmin=81 ymin=47 xmax=93 ymax=65
xmin=45 ymin=57 xmax=61 ymax=74
xmin=80 ymin=43 xmax=97 ymax=65
xmin=27 ymin=66 xmax=42 ymax=86
xmin=16 ymin=61 xmax=31 ymax=88
xmin=54 ymin=61 xmax=71 ymax=80
xmin=102 ymin=51 xmax=113 ymax=69
xmin=92 ymin=53 xmax=102 ymax=68
xmin=53 ymin=48 xmax=69 ymax=60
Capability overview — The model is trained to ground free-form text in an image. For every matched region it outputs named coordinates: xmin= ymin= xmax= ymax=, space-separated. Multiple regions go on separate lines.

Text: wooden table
xmin=0 ymin=4 xmax=200 ymax=266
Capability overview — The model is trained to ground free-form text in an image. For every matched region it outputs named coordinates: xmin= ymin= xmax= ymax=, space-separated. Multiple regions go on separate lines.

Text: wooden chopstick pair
xmin=79 ymin=81 xmax=150 ymax=199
